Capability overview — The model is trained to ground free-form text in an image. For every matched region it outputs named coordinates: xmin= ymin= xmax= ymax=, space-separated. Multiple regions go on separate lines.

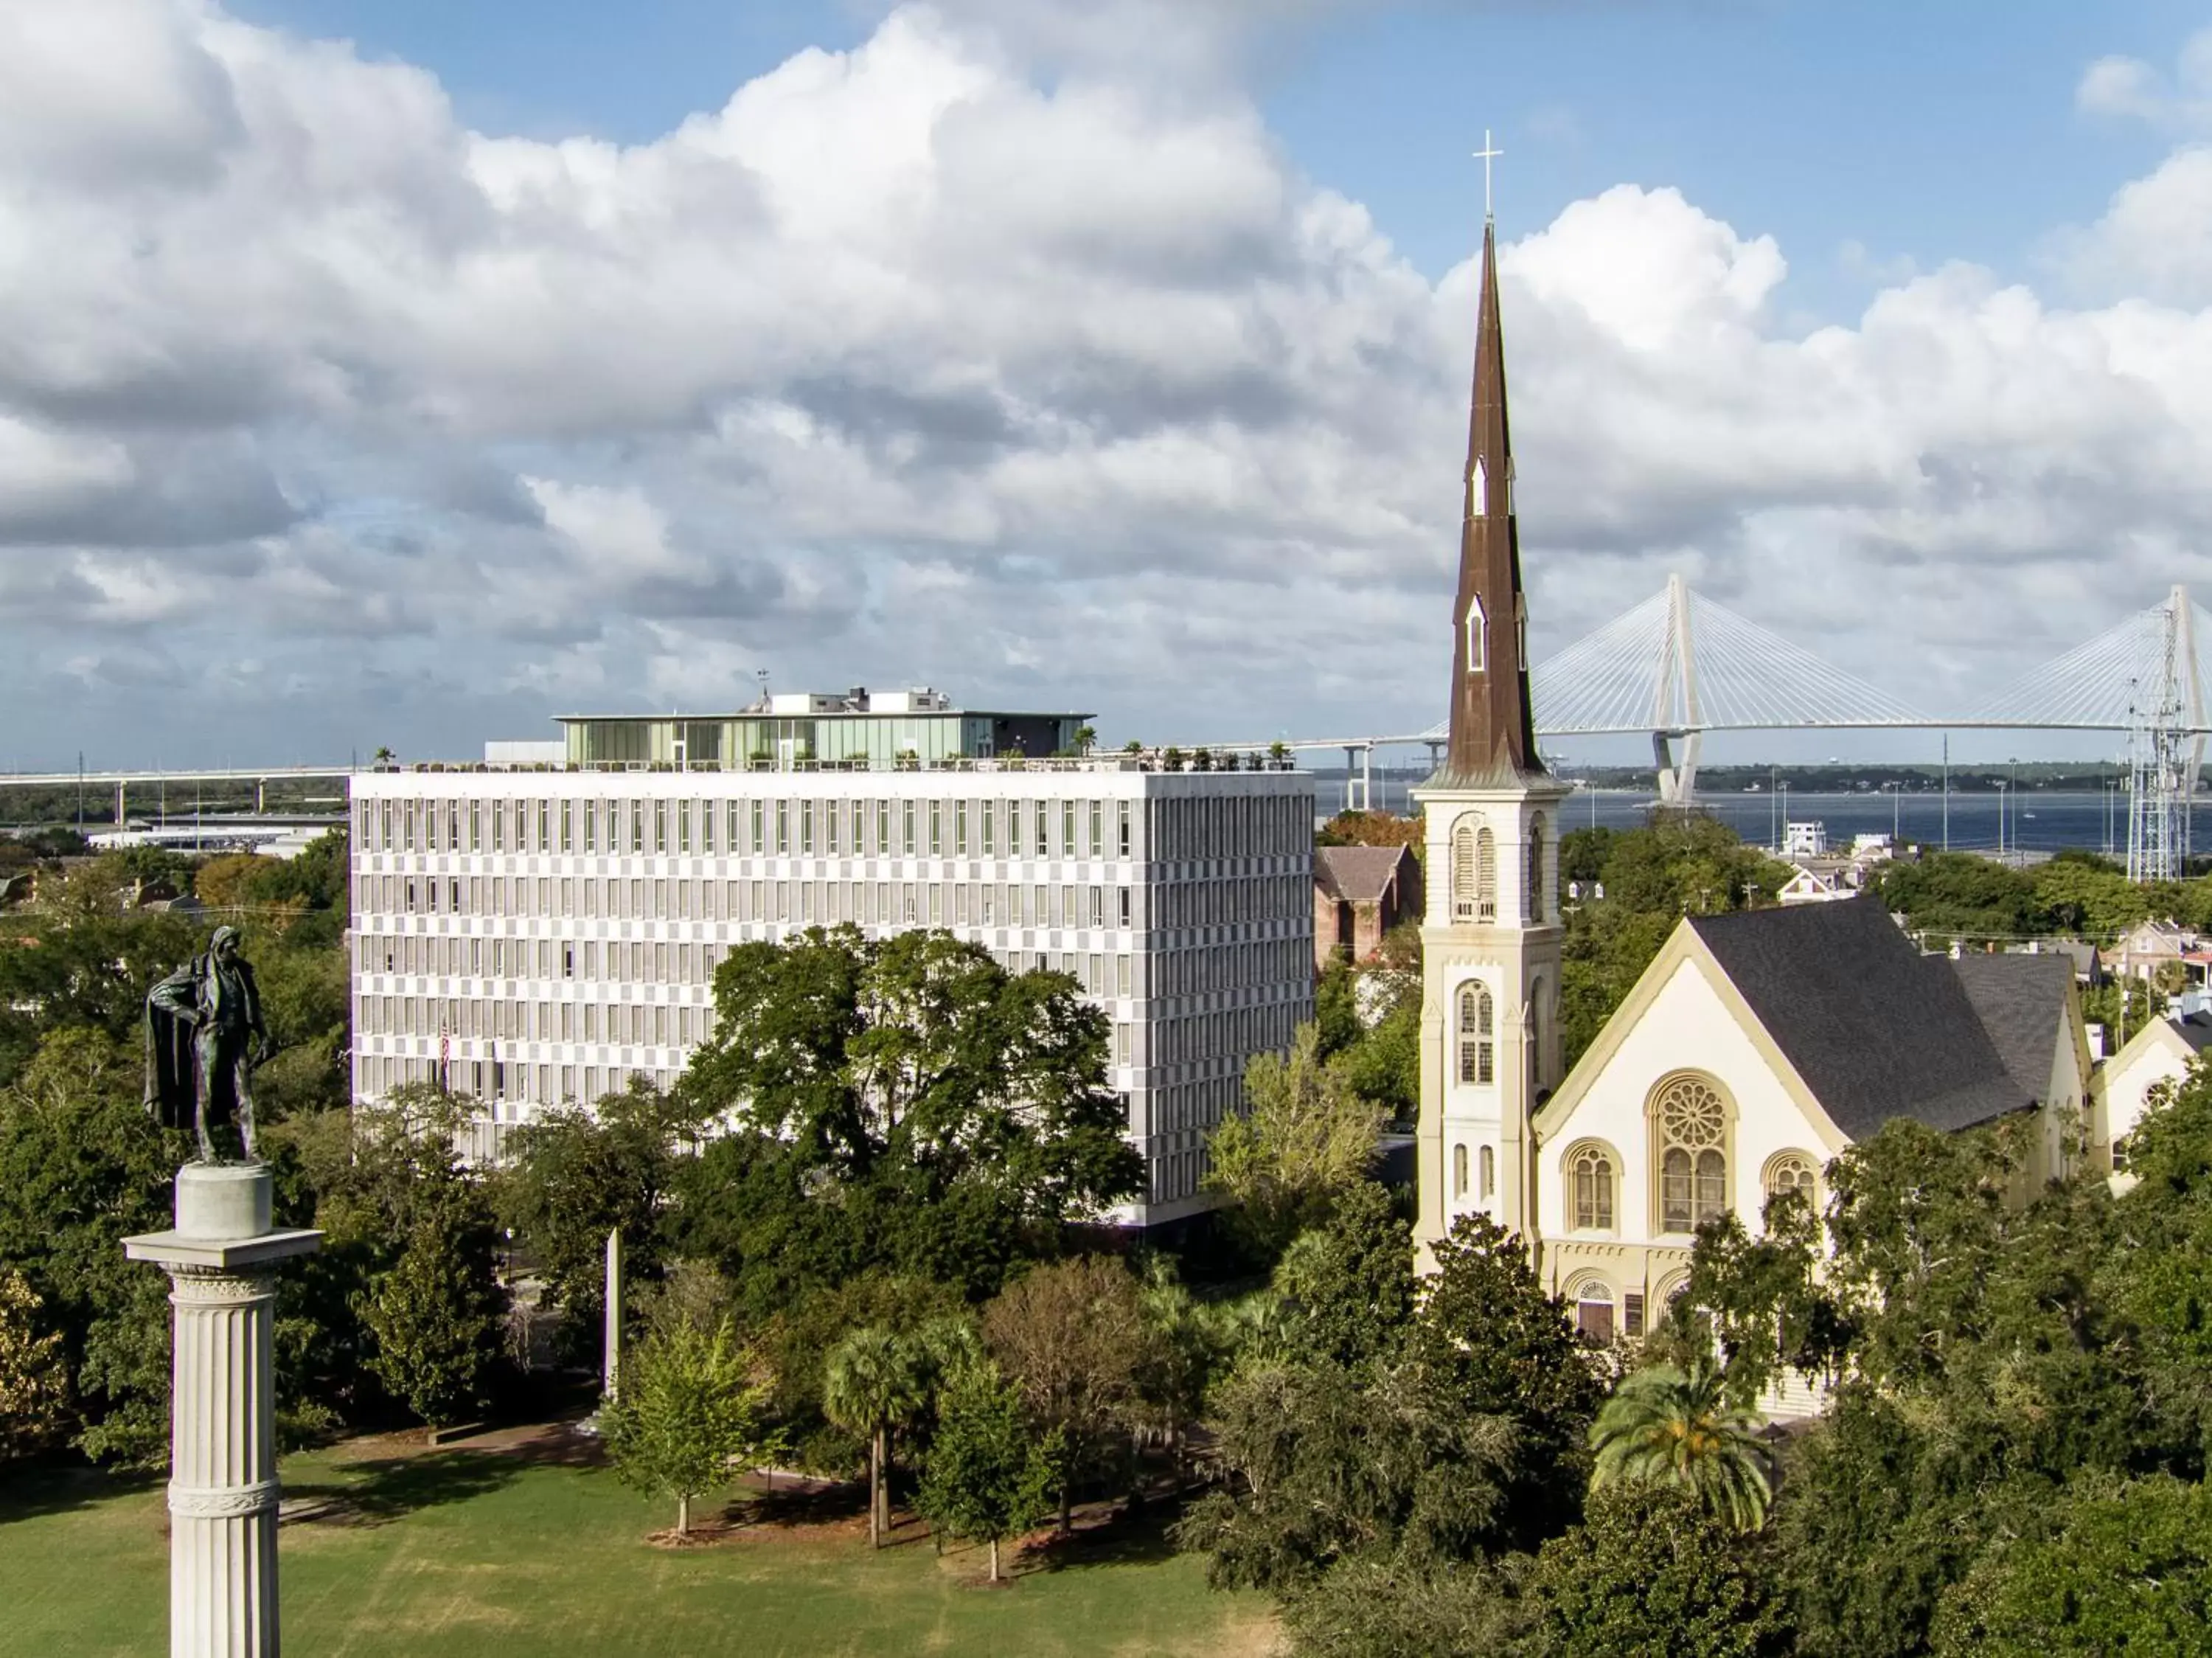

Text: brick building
xmin=1312 ymin=844 xmax=1423 ymax=969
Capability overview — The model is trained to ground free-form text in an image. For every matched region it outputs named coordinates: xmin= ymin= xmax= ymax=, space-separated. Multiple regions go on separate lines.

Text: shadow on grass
xmin=280 ymin=1450 xmax=521 ymax=1529
xmin=0 ymin=1462 xmax=160 ymax=1529
xmin=723 ymin=1477 xmax=869 ymax=1534
xmin=1023 ymin=1488 xmax=1196 ymax=1574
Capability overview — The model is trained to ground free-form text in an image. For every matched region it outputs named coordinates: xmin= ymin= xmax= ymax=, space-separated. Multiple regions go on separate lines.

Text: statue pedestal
xmin=125 ymin=1165 xmax=321 ymax=1658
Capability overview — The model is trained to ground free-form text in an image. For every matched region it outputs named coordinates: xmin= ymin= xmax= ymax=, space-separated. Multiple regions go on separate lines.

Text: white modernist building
xmin=347 ymin=759 xmax=1313 ymax=1223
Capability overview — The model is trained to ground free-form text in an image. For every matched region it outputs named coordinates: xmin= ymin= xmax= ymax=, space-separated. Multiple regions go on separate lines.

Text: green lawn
xmin=0 ymin=1438 xmax=1276 ymax=1658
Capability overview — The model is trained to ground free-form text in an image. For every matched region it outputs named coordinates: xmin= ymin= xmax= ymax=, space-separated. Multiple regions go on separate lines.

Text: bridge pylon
xmin=1651 ymin=574 xmax=1705 ymax=808
xmin=2126 ymin=586 xmax=2204 ymax=884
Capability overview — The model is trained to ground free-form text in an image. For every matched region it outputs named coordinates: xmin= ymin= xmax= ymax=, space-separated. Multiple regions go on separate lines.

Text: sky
xmin=8 ymin=0 xmax=2212 ymax=771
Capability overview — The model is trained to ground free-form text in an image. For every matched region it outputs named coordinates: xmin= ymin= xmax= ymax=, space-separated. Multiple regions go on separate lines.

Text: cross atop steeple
xmin=1440 ymin=213 xmax=1544 ymax=785
xmin=1472 ymin=130 xmax=1503 ymax=222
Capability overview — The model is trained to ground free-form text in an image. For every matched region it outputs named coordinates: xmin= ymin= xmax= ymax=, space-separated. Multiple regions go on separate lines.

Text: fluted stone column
xmin=126 ymin=1165 xmax=321 ymax=1658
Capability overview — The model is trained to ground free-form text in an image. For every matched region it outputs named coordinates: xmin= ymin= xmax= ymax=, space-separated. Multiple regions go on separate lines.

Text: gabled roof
xmin=1314 ymin=844 xmax=1417 ymax=904
xmin=1686 ymin=896 xmax=2043 ymax=1139
xmin=1950 ymin=952 xmax=2074 ymax=1105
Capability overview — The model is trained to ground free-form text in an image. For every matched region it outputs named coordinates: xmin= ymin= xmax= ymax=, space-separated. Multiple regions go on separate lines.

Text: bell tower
xmin=1413 ymin=212 xmax=1571 ymax=1268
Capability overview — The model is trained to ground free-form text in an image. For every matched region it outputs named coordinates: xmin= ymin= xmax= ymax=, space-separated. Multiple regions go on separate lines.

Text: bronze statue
xmin=146 ymin=926 xmax=273 ymax=1163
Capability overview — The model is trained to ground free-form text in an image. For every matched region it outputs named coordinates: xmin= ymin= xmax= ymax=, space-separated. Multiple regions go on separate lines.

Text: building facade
xmin=1531 ymin=899 xmax=2087 ymax=1347
xmin=1312 ymin=844 xmax=1424 ymax=970
xmin=555 ymin=688 xmax=1089 ymax=771
xmin=347 ymin=762 xmax=1313 ymax=1224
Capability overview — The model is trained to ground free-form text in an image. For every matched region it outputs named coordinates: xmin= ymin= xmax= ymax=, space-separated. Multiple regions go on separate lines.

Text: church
xmin=1410 ymin=215 xmax=2090 ymax=1330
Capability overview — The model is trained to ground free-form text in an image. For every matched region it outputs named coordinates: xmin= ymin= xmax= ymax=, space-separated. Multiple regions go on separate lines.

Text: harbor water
xmin=1309 ymin=774 xmax=2165 ymax=860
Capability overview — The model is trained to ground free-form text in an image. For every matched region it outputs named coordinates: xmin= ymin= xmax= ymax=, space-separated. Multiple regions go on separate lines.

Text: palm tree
xmin=823 ymin=1325 xmax=925 ymax=1547
xmin=1589 ymin=1357 xmax=1776 ymax=1532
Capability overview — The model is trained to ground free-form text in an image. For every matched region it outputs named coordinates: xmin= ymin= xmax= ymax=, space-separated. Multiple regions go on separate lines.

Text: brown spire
xmin=1441 ymin=218 xmax=1543 ymax=785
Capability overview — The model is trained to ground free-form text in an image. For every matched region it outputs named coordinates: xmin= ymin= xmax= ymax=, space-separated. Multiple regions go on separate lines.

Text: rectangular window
xmin=1115 ymin=954 xmax=1130 ymax=996
xmin=726 ymin=801 xmax=742 ymax=853
xmin=1118 ymin=887 xmax=1132 ymax=927
xmin=751 ymin=799 xmax=765 ymax=855
xmin=1118 ymin=800 xmax=1131 ymax=858
xmin=1088 ymin=800 xmax=1102 ymax=858
xmin=982 ymin=800 xmax=996 ymax=856
xmin=1624 ymin=1293 xmax=1646 ymax=1339
xmin=1035 ymin=802 xmax=1049 ymax=856
xmin=630 ymin=803 xmax=644 ymax=854
xmin=825 ymin=800 xmax=839 ymax=856
xmin=956 ymin=799 xmax=969 ymax=856
xmin=1062 ymin=800 xmax=1076 ymax=859
xmin=775 ymin=800 xmax=789 ymax=856
xmin=929 ymin=799 xmax=942 ymax=856
xmin=560 ymin=799 xmax=573 ymax=853
xmin=655 ymin=800 xmax=669 ymax=853
xmin=679 ymin=801 xmax=692 ymax=854
xmin=902 ymin=800 xmax=917 ymax=856
xmin=801 ymin=800 xmax=815 ymax=856
xmin=701 ymin=801 xmax=717 ymax=855
xmin=877 ymin=801 xmax=891 ymax=856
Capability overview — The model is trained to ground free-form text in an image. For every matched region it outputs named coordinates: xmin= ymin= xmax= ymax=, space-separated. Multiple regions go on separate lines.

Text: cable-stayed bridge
xmin=1223 ymin=576 xmax=2212 ymax=881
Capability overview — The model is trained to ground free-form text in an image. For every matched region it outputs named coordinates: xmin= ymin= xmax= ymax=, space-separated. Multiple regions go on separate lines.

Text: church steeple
xmin=1442 ymin=218 xmax=1544 ymax=784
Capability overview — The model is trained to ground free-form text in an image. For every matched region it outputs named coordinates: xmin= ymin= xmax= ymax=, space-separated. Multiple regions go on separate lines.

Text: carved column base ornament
xmin=125 ymin=1165 xmax=320 ymax=1658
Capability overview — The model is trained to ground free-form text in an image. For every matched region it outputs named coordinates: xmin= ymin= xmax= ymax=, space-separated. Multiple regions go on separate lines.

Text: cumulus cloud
xmin=5 ymin=1 xmax=2212 ymax=766
xmin=2076 ymin=29 xmax=2212 ymax=132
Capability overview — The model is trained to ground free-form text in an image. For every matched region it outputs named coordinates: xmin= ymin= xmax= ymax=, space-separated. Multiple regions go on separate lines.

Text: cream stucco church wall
xmin=1530 ymin=943 xmax=1844 ymax=1332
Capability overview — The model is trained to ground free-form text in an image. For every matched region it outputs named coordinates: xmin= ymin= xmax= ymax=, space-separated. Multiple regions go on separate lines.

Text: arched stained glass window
xmin=1456 ymin=985 xmax=1495 ymax=1086
xmin=1655 ymin=1074 xmax=1728 ymax=1233
xmin=1766 ymin=1153 xmax=1818 ymax=1203
xmin=1569 ymin=1144 xmax=1615 ymax=1231
xmin=1479 ymin=1145 xmax=1496 ymax=1201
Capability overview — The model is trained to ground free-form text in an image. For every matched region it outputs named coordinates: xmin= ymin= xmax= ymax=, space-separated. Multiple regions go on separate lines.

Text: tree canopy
xmin=678 ymin=926 xmax=1140 ymax=1307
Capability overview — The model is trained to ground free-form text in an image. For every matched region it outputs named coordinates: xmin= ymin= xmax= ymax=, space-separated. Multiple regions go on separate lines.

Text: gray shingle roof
xmin=1687 ymin=896 xmax=2053 ymax=1140
xmin=1314 ymin=845 xmax=1416 ymax=905
xmin=1950 ymin=953 xmax=2073 ymax=1105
